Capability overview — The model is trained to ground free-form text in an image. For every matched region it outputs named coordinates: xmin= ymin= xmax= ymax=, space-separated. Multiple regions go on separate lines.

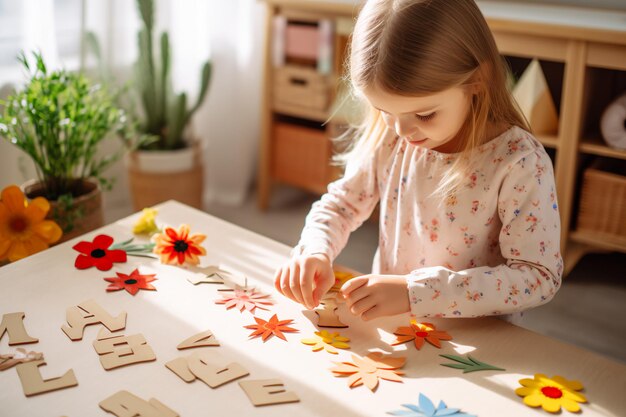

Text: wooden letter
xmin=239 ymin=379 xmax=300 ymax=406
xmin=0 ymin=312 xmax=38 ymax=345
xmin=16 ymin=359 xmax=78 ymax=396
xmin=315 ymin=298 xmax=348 ymax=328
xmin=93 ymin=333 xmax=156 ymax=370
xmin=177 ymin=330 xmax=219 ymax=350
xmin=165 ymin=350 xmax=248 ymax=388
xmin=99 ymin=390 xmax=178 ymax=417
xmin=61 ymin=299 xmax=126 ymax=341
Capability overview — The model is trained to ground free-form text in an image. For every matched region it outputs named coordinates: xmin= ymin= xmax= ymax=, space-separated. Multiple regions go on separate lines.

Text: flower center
xmin=541 ymin=386 xmax=563 ymax=399
xmin=173 ymin=240 xmax=189 ymax=253
xmin=91 ymin=249 xmax=106 ymax=258
xmin=415 ymin=331 xmax=429 ymax=338
xmin=9 ymin=216 xmax=28 ymax=233
xmin=124 ymin=279 xmax=138 ymax=285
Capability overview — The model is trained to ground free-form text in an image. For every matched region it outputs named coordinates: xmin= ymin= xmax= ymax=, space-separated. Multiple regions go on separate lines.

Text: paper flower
xmin=132 ymin=208 xmax=159 ymax=235
xmin=330 ymin=271 xmax=356 ymax=292
xmin=215 ymin=287 xmax=273 ymax=314
xmin=104 ymin=268 xmax=157 ymax=296
xmin=73 ymin=234 xmax=127 ymax=271
xmin=244 ymin=314 xmax=298 ymax=342
xmin=387 ymin=393 xmax=476 ymax=416
xmin=152 ymin=224 xmax=206 ymax=266
xmin=330 ymin=352 xmax=405 ymax=392
xmin=0 ymin=348 xmax=44 ymax=371
xmin=516 ymin=373 xmax=587 ymax=413
xmin=0 ymin=185 xmax=62 ymax=262
xmin=392 ymin=321 xmax=452 ymax=350
xmin=301 ymin=330 xmax=350 ymax=354
xmin=439 ymin=354 xmax=505 ymax=373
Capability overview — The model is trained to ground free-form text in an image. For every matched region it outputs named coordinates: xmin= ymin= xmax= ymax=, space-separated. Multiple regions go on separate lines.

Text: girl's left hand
xmin=340 ymin=275 xmax=410 ymax=321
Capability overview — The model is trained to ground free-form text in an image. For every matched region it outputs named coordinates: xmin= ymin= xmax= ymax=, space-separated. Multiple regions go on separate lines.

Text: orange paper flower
xmin=244 ymin=314 xmax=298 ymax=342
xmin=0 ymin=185 xmax=62 ymax=262
xmin=392 ymin=321 xmax=452 ymax=350
xmin=215 ymin=287 xmax=273 ymax=314
xmin=330 ymin=352 xmax=405 ymax=391
xmin=152 ymin=224 xmax=206 ymax=266
xmin=516 ymin=373 xmax=587 ymax=413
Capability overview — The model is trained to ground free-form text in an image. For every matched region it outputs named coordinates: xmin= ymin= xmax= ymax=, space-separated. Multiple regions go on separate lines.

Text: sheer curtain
xmin=0 ymin=0 xmax=265 ymax=210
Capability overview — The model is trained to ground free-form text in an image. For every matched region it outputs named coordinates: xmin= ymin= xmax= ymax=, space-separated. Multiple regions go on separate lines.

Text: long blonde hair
xmin=339 ymin=0 xmax=530 ymax=195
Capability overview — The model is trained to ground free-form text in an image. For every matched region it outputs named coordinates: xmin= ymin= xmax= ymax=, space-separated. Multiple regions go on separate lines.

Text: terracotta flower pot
xmin=22 ymin=179 xmax=104 ymax=244
xmin=126 ymin=143 xmax=204 ymax=211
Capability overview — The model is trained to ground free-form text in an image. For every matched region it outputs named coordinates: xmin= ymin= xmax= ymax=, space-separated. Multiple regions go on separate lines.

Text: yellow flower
xmin=0 ymin=185 xmax=62 ymax=262
xmin=301 ymin=330 xmax=350 ymax=354
xmin=132 ymin=208 xmax=159 ymax=235
xmin=516 ymin=373 xmax=587 ymax=413
xmin=330 ymin=271 xmax=356 ymax=292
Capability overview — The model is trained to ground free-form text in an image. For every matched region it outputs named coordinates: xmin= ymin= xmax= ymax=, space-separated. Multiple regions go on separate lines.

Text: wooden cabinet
xmin=258 ymin=0 xmax=626 ymax=275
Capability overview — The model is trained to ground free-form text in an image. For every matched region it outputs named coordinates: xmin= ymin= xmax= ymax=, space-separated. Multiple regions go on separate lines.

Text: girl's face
xmin=364 ymin=86 xmax=472 ymax=153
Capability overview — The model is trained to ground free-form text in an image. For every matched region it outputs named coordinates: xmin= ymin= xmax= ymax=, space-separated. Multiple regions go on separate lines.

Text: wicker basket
xmin=577 ymin=165 xmax=626 ymax=238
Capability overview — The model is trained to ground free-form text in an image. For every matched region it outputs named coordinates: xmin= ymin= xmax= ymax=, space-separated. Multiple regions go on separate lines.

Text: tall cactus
xmin=135 ymin=0 xmax=212 ymax=150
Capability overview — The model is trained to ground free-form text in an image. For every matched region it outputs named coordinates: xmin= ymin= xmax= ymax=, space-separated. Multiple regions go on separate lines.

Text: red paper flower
xmin=215 ymin=287 xmax=273 ymax=314
xmin=244 ymin=314 xmax=298 ymax=342
xmin=73 ymin=234 xmax=127 ymax=271
xmin=104 ymin=268 xmax=157 ymax=296
xmin=152 ymin=224 xmax=206 ymax=266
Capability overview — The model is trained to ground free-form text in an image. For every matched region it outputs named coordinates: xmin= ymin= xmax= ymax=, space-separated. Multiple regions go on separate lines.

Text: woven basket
xmin=577 ymin=165 xmax=626 ymax=238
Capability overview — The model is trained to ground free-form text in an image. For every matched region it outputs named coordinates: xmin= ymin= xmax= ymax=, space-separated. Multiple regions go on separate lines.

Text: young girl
xmin=274 ymin=0 xmax=563 ymax=322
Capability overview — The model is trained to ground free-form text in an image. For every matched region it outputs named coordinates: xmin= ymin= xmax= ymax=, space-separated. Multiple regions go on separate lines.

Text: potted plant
xmin=126 ymin=0 xmax=212 ymax=210
xmin=0 ymin=52 xmax=132 ymax=243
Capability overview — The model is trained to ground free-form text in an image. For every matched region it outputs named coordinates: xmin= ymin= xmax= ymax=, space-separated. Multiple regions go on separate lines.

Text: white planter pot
xmin=125 ymin=146 xmax=198 ymax=173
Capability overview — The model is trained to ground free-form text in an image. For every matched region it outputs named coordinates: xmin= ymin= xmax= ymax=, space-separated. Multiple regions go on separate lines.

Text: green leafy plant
xmin=134 ymin=0 xmax=212 ymax=151
xmin=0 ymin=52 xmax=137 ymax=201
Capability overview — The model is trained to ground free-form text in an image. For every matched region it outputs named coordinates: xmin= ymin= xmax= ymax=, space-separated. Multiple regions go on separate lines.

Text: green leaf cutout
xmin=439 ymin=354 xmax=505 ymax=373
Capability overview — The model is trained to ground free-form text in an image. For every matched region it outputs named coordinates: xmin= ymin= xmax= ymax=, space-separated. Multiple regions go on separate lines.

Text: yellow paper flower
xmin=152 ymin=224 xmax=206 ymax=266
xmin=516 ymin=373 xmax=587 ymax=413
xmin=132 ymin=208 xmax=159 ymax=235
xmin=0 ymin=185 xmax=62 ymax=262
xmin=301 ymin=330 xmax=350 ymax=354
xmin=330 ymin=271 xmax=356 ymax=292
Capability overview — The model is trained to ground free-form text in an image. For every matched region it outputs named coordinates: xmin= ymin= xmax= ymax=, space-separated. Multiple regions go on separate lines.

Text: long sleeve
xmin=406 ymin=148 xmax=563 ymax=318
xmin=292 ymin=147 xmax=382 ymax=262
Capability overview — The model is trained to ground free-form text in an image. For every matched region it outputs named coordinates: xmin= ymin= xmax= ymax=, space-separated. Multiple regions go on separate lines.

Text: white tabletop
xmin=1 ymin=201 xmax=625 ymax=416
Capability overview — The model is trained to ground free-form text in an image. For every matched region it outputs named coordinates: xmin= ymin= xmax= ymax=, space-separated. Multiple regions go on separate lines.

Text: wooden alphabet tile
xmin=238 ymin=379 xmax=300 ymax=406
xmin=61 ymin=300 xmax=126 ymax=341
xmin=99 ymin=390 xmax=178 ymax=417
xmin=93 ymin=332 xmax=156 ymax=370
xmin=0 ymin=312 xmax=38 ymax=345
xmin=15 ymin=359 xmax=78 ymax=397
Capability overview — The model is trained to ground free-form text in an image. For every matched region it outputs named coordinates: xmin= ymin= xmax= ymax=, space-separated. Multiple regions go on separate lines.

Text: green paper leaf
xmin=439 ymin=354 xmax=505 ymax=373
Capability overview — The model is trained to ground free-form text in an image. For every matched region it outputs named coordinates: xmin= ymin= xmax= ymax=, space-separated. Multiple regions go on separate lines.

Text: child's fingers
xmin=278 ymin=265 xmax=296 ymax=302
xmin=289 ymin=262 xmax=304 ymax=305
xmin=343 ymin=284 xmax=370 ymax=309
xmin=349 ymin=295 xmax=376 ymax=317
xmin=340 ymin=276 xmax=368 ymax=296
xmin=312 ymin=270 xmax=335 ymax=307
xmin=274 ymin=266 xmax=285 ymax=295
xmin=360 ymin=305 xmax=383 ymax=321
xmin=299 ymin=263 xmax=316 ymax=309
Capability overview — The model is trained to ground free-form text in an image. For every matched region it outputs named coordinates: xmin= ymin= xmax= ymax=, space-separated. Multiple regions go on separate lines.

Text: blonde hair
xmin=338 ymin=0 xmax=530 ymax=195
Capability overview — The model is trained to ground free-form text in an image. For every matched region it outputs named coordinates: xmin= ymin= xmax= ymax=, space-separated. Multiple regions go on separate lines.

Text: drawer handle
xmin=290 ymin=77 xmax=308 ymax=86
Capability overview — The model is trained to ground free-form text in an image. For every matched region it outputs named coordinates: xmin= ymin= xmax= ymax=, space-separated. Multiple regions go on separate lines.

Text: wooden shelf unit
xmin=258 ymin=0 xmax=626 ymax=275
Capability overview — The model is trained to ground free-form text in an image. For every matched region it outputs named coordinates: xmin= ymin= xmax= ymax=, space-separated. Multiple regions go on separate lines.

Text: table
xmin=1 ymin=201 xmax=625 ymax=416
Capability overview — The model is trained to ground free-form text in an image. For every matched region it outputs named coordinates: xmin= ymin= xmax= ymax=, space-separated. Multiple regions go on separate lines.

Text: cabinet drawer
xmin=272 ymin=122 xmax=332 ymax=194
xmin=274 ymin=66 xmax=329 ymax=111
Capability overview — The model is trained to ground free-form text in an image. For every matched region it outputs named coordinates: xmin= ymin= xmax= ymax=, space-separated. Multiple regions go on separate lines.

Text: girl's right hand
xmin=273 ymin=253 xmax=335 ymax=310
